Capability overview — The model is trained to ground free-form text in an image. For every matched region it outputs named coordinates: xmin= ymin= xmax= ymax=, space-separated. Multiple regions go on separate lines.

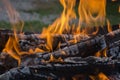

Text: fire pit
xmin=0 ymin=0 xmax=120 ymax=80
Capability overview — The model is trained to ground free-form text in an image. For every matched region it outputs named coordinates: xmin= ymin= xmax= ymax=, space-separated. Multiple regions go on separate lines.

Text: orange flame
xmin=78 ymin=0 xmax=106 ymax=27
xmin=95 ymin=48 xmax=107 ymax=57
xmin=118 ymin=6 xmax=120 ymax=13
xmin=40 ymin=0 xmax=77 ymax=51
xmin=2 ymin=0 xmax=24 ymax=65
xmin=2 ymin=36 xmax=21 ymax=65
xmin=90 ymin=72 xmax=109 ymax=80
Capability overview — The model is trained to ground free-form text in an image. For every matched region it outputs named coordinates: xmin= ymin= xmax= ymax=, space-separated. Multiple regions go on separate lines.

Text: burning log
xmin=0 ymin=56 xmax=119 ymax=80
xmin=0 ymin=28 xmax=120 ymax=79
xmin=0 ymin=25 xmax=119 ymax=52
xmin=0 ymin=29 xmax=89 ymax=52
xmin=19 ymin=33 xmax=89 ymax=52
xmin=39 ymin=35 xmax=106 ymax=60
xmin=36 ymin=28 xmax=120 ymax=61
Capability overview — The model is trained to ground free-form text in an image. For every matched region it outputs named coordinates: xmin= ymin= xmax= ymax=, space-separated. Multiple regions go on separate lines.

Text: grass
xmin=0 ymin=21 xmax=47 ymax=32
xmin=0 ymin=1 xmax=119 ymax=31
xmin=106 ymin=1 xmax=120 ymax=25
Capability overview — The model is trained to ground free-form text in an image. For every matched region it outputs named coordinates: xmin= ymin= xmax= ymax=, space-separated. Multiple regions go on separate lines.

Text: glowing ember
xmin=90 ymin=72 xmax=109 ymax=80
xmin=95 ymin=48 xmax=107 ymax=57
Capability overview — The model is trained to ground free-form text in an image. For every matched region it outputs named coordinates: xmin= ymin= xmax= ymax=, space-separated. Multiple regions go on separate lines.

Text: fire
xmin=118 ymin=6 xmax=120 ymax=13
xmin=40 ymin=0 xmax=107 ymax=51
xmin=1 ymin=0 xmax=24 ymax=65
xmin=106 ymin=19 xmax=113 ymax=33
xmin=90 ymin=72 xmax=109 ymax=80
xmin=95 ymin=48 xmax=107 ymax=57
xmin=2 ymin=36 xmax=21 ymax=65
xmin=40 ymin=0 xmax=77 ymax=51
xmin=78 ymin=0 xmax=106 ymax=27
xmin=2 ymin=0 xmax=113 ymax=65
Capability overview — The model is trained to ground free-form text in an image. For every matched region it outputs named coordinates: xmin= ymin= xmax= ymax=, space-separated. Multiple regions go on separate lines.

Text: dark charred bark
xmin=0 ymin=56 xmax=119 ymax=80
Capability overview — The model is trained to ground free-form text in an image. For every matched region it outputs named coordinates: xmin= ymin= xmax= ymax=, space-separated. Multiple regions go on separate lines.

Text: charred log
xmin=39 ymin=35 xmax=106 ymax=60
xmin=0 ymin=25 xmax=119 ymax=52
xmin=0 ymin=28 xmax=120 ymax=72
xmin=0 ymin=56 xmax=119 ymax=80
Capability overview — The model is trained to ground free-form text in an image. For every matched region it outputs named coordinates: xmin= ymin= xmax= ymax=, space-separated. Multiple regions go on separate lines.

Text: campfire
xmin=0 ymin=0 xmax=120 ymax=80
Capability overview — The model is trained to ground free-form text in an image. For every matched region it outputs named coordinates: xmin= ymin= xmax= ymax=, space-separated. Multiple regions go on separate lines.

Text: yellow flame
xmin=40 ymin=0 xmax=76 ymax=51
xmin=42 ymin=0 xmax=76 ymax=34
xmin=90 ymin=72 xmax=109 ymax=80
xmin=78 ymin=0 xmax=106 ymax=27
xmin=2 ymin=36 xmax=21 ymax=65
xmin=118 ymin=6 xmax=120 ymax=13
xmin=2 ymin=0 xmax=25 ymax=65
xmin=95 ymin=48 xmax=107 ymax=57
xmin=106 ymin=19 xmax=114 ymax=36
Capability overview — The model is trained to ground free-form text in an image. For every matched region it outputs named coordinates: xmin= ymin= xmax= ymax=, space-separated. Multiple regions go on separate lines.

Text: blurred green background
xmin=0 ymin=0 xmax=119 ymax=32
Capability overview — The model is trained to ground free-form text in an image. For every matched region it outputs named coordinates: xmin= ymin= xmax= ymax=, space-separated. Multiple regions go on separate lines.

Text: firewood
xmin=0 ymin=56 xmax=119 ymax=80
xmin=39 ymin=35 xmax=106 ymax=60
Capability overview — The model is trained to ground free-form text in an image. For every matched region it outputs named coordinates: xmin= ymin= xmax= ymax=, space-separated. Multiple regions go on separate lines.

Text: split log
xmin=35 ymin=28 xmax=120 ymax=60
xmin=19 ymin=33 xmax=89 ymax=51
xmin=0 ymin=56 xmax=119 ymax=80
xmin=39 ymin=35 xmax=106 ymax=60
xmin=0 ymin=29 xmax=90 ymax=52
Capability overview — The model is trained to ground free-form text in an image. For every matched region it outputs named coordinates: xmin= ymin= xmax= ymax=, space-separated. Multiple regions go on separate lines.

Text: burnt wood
xmin=0 ymin=56 xmax=119 ymax=80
